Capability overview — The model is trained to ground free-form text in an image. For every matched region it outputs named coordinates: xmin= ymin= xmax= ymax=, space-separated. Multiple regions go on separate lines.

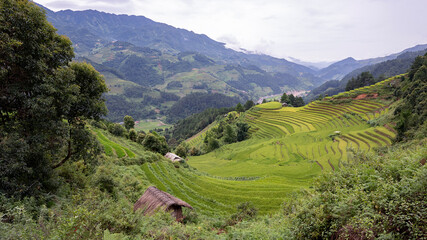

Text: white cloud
xmin=35 ymin=0 xmax=427 ymax=61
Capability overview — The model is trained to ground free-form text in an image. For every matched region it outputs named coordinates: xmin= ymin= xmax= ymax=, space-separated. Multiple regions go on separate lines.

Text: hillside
xmin=305 ymin=48 xmax=427 ymax=102
xmin=78 ymin=40 xmax=314 ymax=122
xmin=316 ymin=44 xmax=427 ymax=81
xmin=39 ymin=4 xmax=319 ymax=81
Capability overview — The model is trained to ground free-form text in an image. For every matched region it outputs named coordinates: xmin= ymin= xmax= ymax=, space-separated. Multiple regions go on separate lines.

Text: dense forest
xmin=166 ymin=92 xmax=242 ymax=122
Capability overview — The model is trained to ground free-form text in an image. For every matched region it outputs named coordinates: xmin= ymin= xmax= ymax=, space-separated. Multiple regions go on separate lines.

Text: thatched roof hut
xmin=134 ymin=186 xmax=193 ymax=221
xmin=165 ymin=152 xmax=183 ymax=162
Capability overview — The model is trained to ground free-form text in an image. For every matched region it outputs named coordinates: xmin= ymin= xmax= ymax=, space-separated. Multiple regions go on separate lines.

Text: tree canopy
xmin=0 ymin=0 xmax=108 ymax=197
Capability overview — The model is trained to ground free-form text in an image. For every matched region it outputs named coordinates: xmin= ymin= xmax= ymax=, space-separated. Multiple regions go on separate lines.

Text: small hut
xmin=165 ymin=152 xmax=183 ymax=162
xmin=134 ymin=186 xmax=193 ymax=221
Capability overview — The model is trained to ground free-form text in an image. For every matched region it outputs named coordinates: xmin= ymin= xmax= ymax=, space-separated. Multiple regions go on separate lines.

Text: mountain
xmin=304 ymin=48 xmax=427 ymax=102
xmin=316 ymin=44 xmax=427 ymax=81
xmin=77 ymin=40 xmax=310 ymax=122
xmin=287 ymin=57 xmax=335 ymax=70
xmin=39 ymin=5 xmax=320 ymax=83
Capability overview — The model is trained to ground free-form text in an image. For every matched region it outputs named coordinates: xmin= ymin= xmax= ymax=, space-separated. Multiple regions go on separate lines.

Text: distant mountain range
xmin=315 ymin=44 xmax=427 ymax=80
xmin=38 ymin=4 xmax=320 ymax=84
xmin=304 ymin=48 xmax=427 ymax=102
xmin=35 ymin=3 xmax=427 ymax=121
xmin=38 ymin=3 xmax=427 ymax=84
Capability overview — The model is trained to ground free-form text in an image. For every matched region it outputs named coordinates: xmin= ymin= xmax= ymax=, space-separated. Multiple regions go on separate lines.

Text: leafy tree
xmin=294 ymin=96 xmax=305 ymax=107
xmin=0 ymin=0 xmax=108 ymax=197
xmin=345 ymin=72 xmax=375 ymax=91
xmin=394 ymin=53 xmax=427 ymax=140
xmin=280 ymin=92 xmax=289 ymax=104
xmin=189 ymin=146 xmax=201 ymax=156
xmin=236 ymin=122 xmax=250 ymax=141
xmin=244 ymin=100 xmax=255 ymax=110
xmin=206 ymin=137 xmax=220 ymax=152
xmin=142 ymin=132 xmax=169 ymax=155
xmin=175 ymin=144 xmax=188 ymax=158
xmin=136 ymin=132 xmax=146 ymax=144
xmin=235 ymin=103 xmax=245 ymax=113
xmin=128 ymin=129 xmax=137 ymax=142
xmin=288 ymin=94 xmax=296 ymax=106
xmin=108 ymin=123 xmax=126 ymax=137
xmin=223 ymin=125 xmax=237 ymax=144
xmin=123 ymin=115 xmax=135 ymax=130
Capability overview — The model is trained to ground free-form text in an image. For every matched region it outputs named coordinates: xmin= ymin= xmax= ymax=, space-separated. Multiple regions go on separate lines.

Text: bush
xmin=108 ymin=123 xmax=126 ymax=137
xmin=142 ymin=132 xmax=169 ymax=155
xmin=226 ymin=202 xmax=258 ymax=226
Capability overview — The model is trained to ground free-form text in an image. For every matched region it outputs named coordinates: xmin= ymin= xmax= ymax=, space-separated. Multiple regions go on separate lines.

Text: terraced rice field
xmin=95 ymin=77 xmax=398 ymax=215
xmin=184 ymin=77 xmax=397 ymax=213
xmin=93 ymin=129 xmax=136 ymax=158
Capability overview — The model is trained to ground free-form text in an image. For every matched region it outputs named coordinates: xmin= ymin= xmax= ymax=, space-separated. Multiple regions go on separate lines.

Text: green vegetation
xmin=256 ymin=101 xmax=283 ymax=109
xmin=167 ymin=92 xmax=241 ymax=122
xmin=134 ymin=119 xmax=172 ymax=132
xmin=0 ymin=0 xmax=108 ymax=197
xmin=1 ymin=2 xmax=425 ymax=239
xmin=394 ymin=53 xmax=427 ymax=141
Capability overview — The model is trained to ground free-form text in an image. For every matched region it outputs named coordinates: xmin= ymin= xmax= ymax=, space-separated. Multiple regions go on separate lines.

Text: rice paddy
xmin=94 ymin=77 xmax=398 ymax=215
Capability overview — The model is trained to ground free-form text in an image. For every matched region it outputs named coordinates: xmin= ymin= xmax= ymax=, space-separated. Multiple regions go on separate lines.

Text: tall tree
xmin=236 ymin=103 xmax=245 ymax=113
xmin=124 ymin=115 xmax=135 ymax=130
xmin=244 ymin=100 xmax=255 ymax=110
xmin=280 ymin=92 xmax=289 ymax=104
xmin=0 ymin=0 xmax=108 ymax=197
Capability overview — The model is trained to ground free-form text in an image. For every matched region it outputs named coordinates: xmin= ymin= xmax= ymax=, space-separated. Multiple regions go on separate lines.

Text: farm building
xmin=134 ymin=186 xmax=193 ymax=221
xmin=165 ymin=152 xmax=183 ymax=162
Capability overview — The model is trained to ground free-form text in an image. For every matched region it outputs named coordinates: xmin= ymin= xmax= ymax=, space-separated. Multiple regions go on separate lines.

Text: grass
xmin=256 ymin=101 xmax=282 ymax=110
xmin=134 ymin=119 xmax=172 ymax=132
xmin=93 ymin=129 xmax=136 ymax=158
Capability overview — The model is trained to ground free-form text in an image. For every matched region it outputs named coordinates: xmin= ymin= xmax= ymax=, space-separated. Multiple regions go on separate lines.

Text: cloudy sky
xmin=35 ymin=0 xmax=427 ymax=62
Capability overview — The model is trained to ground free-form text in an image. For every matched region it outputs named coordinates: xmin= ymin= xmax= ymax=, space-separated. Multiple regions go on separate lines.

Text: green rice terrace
xmin=95 ymin=76 xmax=399 ymax=216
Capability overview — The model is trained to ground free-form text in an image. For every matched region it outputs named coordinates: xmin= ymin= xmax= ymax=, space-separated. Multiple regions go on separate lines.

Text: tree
xmin=244 ymin=100 xmax=255 ymax=110
xmin=236 ymin=103 xmax=245 ymax=113
xmin=124 ymin=115 xmax=135 ymax=130
xmin=206 ymin=137 xmax=220 ymax=152
xmin=288 ymin=94 xmax=296 ymax=106
xmin=223 ymin=125 xmax=237 ymax=144
xmin=108 ymin=123 xmax=126 ymax=136
xmin=175 ymin=142 xmax=189 ymax=158
xmin=345 ymin=72 xmax=375 ymax=91
xmin=136 ymin=132 xmax=146 ymax=144
xmin=142 ymin=132 xmax=169 ymax=155
xmin=280 ymin=92 xmax=289 ymax=104
xmin=294 ymin=97 xmax=305 ymax=107
xmin=236 ymin=122 xmax=250 ymax=141
xmin=0 ymin=0 xmax=108 ymax=197
xmin=129 ymin=129 xmax=137 ymax=142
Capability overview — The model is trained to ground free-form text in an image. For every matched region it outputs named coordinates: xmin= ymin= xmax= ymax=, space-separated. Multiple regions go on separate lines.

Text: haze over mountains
xmin=40 ymin=4 xmax=427 ymax=82
xmin=37 ymin=4 xmax=427 ymax=121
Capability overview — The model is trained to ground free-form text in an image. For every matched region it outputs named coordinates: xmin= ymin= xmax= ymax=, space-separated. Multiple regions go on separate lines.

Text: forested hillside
xmin=305 ymin=48 xmax=427 ymax=102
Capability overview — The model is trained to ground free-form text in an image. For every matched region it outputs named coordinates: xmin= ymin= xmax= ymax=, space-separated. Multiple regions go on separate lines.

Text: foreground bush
xmin=287 ymin=139 xmax=426 ymax=239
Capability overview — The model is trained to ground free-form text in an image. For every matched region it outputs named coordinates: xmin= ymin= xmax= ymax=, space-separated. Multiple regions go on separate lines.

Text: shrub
xmin=108 ymin=123 xmax=126 ymax=137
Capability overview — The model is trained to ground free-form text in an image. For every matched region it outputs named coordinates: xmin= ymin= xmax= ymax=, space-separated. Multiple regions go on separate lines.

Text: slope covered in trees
xmin=305 ymin=49 xmax=427 ymax=102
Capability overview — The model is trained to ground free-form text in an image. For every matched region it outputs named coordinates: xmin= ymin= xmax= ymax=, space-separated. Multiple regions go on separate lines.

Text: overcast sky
xmin=35 ymin=0 xmax=427 ymax=62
